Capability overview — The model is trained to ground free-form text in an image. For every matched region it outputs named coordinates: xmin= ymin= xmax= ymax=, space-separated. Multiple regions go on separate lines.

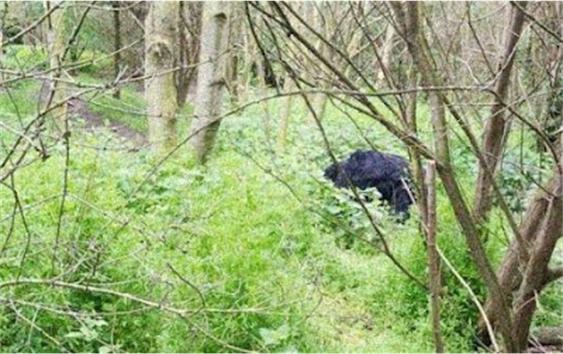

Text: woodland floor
xmin=67 ymin=94 xmax=392 ymax=352
xmin=69 ymin=97 xmax=147 ymax=147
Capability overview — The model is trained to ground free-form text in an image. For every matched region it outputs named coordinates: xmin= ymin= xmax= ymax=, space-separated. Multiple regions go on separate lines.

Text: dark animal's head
xmin=324 ymin=162 xmax=352 ymax=188
xmin=324 ymin=163 xmax=339 ymax=182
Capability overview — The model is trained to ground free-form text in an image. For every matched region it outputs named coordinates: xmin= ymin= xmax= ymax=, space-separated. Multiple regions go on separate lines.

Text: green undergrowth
xmin=0 ymin=72 xmax=561 ymax=352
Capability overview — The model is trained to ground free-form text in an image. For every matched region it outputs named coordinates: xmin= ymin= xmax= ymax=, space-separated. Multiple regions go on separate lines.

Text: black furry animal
xmin=324 ymin=150 xmax=414 ymax=216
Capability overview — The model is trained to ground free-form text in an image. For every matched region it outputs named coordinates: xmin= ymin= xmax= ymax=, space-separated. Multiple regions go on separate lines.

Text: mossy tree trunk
xmin=112 ymin=1 xmax=121 ymax=99
xmin=145 ymin=1 xmax=179 ymax=153
xmin=224 ymin=3 xmax=243 ymax=106
xmin=45 ymin=1 xmax=67 ymax=132
xmin=189 ymin=1 xmax=231 ymax=163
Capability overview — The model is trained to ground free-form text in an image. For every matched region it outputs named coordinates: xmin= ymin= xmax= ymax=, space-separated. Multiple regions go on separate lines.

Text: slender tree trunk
xmin=309 ymin=3 xmax=328 ymax=122
xmin=476 ymin=172 xmax=561 ymax=349
xmin=424 ymin=161 xmax=444 ymax=353
xmin=176 ymin=1 xmax=201 ymax=108
xmin=176 ymin=1 xmax=187 ymax=106
xmin=225 ymin=3 xmax=241 ymax=106
xmin=377 ymin=23 xmax=395 ymax=85
xmin=478 ymin=5 xmax=561 ymax=346
xmin=539 ymin=2 xmax=563 ymax=152
xmin=0 ymin=3 xmax=4 ymax=68
xmin=145 ymin=1 xmax=179 ymax=153
xmin=473 ymin=3 xmax=528 ymax=223
xmin=0 ymin=28 xmax=3 ymax=73
xmin=129 ymin=2 xmax=148 ymax=79
xmin=45 ymin=1 xmax=67 ymax=132
xmin=394 ymin=3 xmax=516 ymax=350
xmin=257 ymin=59 xmax=273 ymax=145
xmin=189 ymin=2 xmax=231 ymax=163
xmin=184 ymin=2 xmax=203 ymax=104
xmin=511 ymin=182 xmax=562 ymax=350
xmin=112 ymin=1 xmax=121 ymax=99
xmin=228 ymin=54 xmax=240 ymax=105
xmin=240 ymin=22 xmax=255 ymax=104
xmin=311 ymin=94 xmax=328 ymax=122
xmin=277 ymin=79 xmax=295 ymax=153
xmin=406 ymin=68 xmax=426 ymax=218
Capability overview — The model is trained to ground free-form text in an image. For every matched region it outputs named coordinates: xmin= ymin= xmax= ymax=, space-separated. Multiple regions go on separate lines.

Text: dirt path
xmin=38 ymin=79 xmax=147 ymax=148
xmin=68 ymin=97 xmax=148 ymax=148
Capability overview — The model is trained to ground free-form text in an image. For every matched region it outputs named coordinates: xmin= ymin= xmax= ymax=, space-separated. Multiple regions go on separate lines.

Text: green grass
xmin=0 ymin=67 xmax=561 ymax=352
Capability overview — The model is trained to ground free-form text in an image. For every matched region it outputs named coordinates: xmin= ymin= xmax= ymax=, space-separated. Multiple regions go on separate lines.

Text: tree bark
xmin=424 ymin=161 xmax=444 ymax=353
xmin=476 ymin=5 xmax=562 ymax=348
xmin=473 ymin=3 xmax=528 ymax=223
xmin=405 ymin=68 xmax=426 ymax=220
xmin=511 ymin=182 xmax=562 ymax=350
xmin=44 ymin=1 xmax=67 ymax=132
xmin=189 ymin=1 xmax=231 ymax=163
xmin=175 ymin=1 xmax=188 ymax=107
xmin=507 ymin=109 xmax=561 ymax=350
xmin=539 ymin=2 xmax=563 ymax=153
xmin=394 ymin=3 xmax=516 ymax=350
xmin=176 ymin=2 xmax=202 ymax=107
xmin=307 ymin=2 xmax=329 ymax=122
xmin=478 ymin=148 xmax=562 ymax=349
xmin=377 ymin=23 xmax=396 ymax=86
xmin=112 ymin=1 xmax=121 ymax=99
xmin=225 ymin=3 xmax=242 ymax=106
xmin=145 ymin=1 xmax=179 ymax=153
xmin=494 ymin=175 xmax=558 ymax=295
xmin=0 ymin=23 xmax=3 ymax=74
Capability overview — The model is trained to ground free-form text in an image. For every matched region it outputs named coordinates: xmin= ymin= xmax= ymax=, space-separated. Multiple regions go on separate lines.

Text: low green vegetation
xmin=0 ymin=67 xmax=560 ymax=352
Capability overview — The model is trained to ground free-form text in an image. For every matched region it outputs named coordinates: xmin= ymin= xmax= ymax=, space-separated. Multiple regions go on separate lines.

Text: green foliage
xmin=1 ymin=76 xmax=561 ymax=353
xmin=73 ymin=50 xmax=113 ymax=75
xmin=1 ymin=45 xmax=48 ymax=71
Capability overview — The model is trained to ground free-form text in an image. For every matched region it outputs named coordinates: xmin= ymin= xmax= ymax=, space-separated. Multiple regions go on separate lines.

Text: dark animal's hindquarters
xmin=324 ymin=150 xmax=414 ymax=217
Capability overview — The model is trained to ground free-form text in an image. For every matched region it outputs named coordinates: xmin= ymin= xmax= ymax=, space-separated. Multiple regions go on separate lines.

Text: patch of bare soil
xmin=68 ymin=97 xmax=147 ymax=148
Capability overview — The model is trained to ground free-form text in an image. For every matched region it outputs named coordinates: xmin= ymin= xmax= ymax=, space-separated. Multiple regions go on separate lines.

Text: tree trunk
xmin=0 ymin=27 xmax=3 ymax=73
xmin=189 ymin=1 xmax=231 ymax=163
xmin=277 ymin=79 xmax=295 ymax=153
xmin=511 ymin=183 xmax=562 ymax=350
xmin=424 ymin=161 xmax=444 ymax=353
xmin=307 ymin=2 xmax=329 ymax=122
xmin=225 ymin=3 xmax=242 ymax=106
xmin=311 ymin=94 xmax=328 ymax=122
xmin=45 ymin=1 xmax=67 ymax=132
xmin=112 ymin=1 xmax=121 ymax=99
xmin=405 ymin=68 xmax=426 ymax=219
xmin=394 ymin=3 xmax=516 ymax=350
xmin=539 ymin=2 xmax=562 ymax=153
xmin=240 ymin=20 xmax=255 ymax=104
xmin=176 ymin=1 xmax=202 ymax=107
xmin=256 ymin=59 xmax=273 ymax=145
xmin=473 ymin=3 xmax=528 ymax=223
xmin=145 ymin=1 xmax=179 ymax=153
xmin=473 ymin=169 xmax=561 ymax=350
xmin=377 ymin=23 xmax=396 ymax=86
xmin=227 ymin=53 xmax=240 ymax=105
